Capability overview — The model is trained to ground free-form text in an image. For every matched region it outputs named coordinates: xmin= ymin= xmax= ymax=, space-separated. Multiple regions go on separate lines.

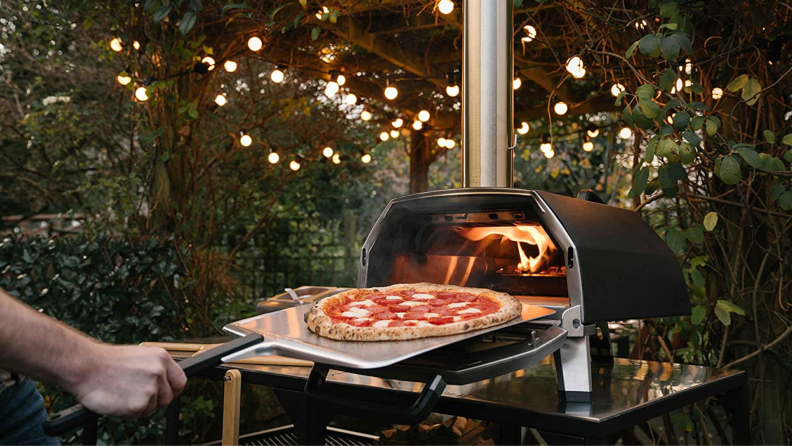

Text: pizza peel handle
xmin=304 ymin=363 xmax=447 ymax=424
xmin=43 ymin=333 xmax=264 ymax=439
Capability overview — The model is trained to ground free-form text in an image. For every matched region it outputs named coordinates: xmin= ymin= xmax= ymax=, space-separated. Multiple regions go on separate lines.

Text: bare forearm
xmin=0 ymin=288 xmax=99 ymax=391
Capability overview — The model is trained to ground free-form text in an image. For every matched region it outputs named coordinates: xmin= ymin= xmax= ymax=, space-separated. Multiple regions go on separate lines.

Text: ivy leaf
xmin=780 ymin=191 xmax=792 ymax=211
xmin=659 ymin=69 xmax=678 ymax=91
xmin=636 ymin=84 xmax=655 ymax=100
xmin=703 ymin=212 xmax=718 ymax=231
xmin=670 ymin=33 xmax=693 ymax=55
xmin=714 ymin=303 xmax=731 ymax=326
xmin=717 ymin=156 xmax=742 ymax=185
xmin=727 ymin=74 xmax=749 ymax=92
xmin=691 ymin=305 xmax=706 ymax=325
xmin=629 ymin=167 xmax=650 ymax=198
xmin=770 ymin=183 xmax=786 ymax=201
xmin=638 ymin=34 xmax=662 ymax=56
xmin=179 ymin=12 xmax=196 ymax=36
xmin=782 ymin=134 xmax=792 ymax=146
xmin=682 ymin=131 xmax=701 ymax=147
xmin=660 ymin=36 xmax=681 ymax=61
xmin=311 ymin=27 xmax=320 ymax=40
xmin=638 ymin=99 xmax=660 ymax=119
xmin=785 ymin=151 xmax=792 ymax=163
xmin=705 ymin=118 xmax=719 ymax=136
xmin=764 ymin=130 xmax=776 ymax=144
xmin=659 ymin=163 xmax=679 ymax=189
xmin=660 ymin=2 xmax=679 ymax=17
xmin=686 ymin=226 xmax=705 ymax=244
xmin=646 ymin=135 xmax=659 ymax=162
xmin=153 ymin=4 xmax=172 ymax=22
xmin=666 ymin=229 xmax=687 ymax=252
xmin=735 ymin=146 xmax=761 ymax=168
xmin=742 ymin=78 xmax=761 ymax=106
xmin=673 ymin=111 xmax=690 ymax=131
xmin=687 ymin=102 xmax=710 ymax=111
xmin=679 ymin=142 xmax=696 ymax=164
xmin=717 ymin=299 xmax=746 ymax=315
xmin=626 ymin=41 xmax=640 ymax=58
xmin=690 ymin=116 xmax=704 ymax=131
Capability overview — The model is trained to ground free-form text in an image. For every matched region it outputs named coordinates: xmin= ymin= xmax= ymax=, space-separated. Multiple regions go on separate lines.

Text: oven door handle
xmin=42 ymin=333 xmax=264 ymax=438
xmin=304 ymin=363 xmax=446 ymax=424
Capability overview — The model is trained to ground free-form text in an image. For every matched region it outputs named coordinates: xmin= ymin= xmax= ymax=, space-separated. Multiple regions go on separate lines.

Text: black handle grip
xmin=43 ymin=333 xmax=263 ymax=437
xmin=304 ymin=364 xmax=446 ymax=425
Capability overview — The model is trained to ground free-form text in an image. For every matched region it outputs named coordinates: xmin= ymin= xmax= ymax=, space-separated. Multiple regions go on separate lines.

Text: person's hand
xmin=68 ymin=344 xmax=187 ymax=419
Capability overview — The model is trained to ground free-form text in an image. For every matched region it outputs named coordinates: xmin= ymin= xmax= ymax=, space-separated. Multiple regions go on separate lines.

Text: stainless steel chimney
xmin=462 ymin=0 xmax=514 ymax=188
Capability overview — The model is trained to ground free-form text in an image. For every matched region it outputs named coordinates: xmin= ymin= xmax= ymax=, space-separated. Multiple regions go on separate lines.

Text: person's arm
xmin=0 ymin=288 xmax=186 ymax=419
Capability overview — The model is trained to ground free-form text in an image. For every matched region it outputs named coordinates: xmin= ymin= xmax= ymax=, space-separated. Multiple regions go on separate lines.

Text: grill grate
xmin=209 ymin=424 xmax=377 ymax=446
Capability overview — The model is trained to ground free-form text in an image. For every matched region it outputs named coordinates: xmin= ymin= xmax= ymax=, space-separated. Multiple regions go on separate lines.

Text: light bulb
xmin=438 ymin=0 xmax=454 ymax=14
xmin=554 ymin=101 xmax=568 ymax=115
xmin=712 ymin=87 xmax=723 ymax=100
xmin=611 ymin=83 xmax=625 ymax=97
xmin=684 ymin=79 xmax=692 ymax=88
xmin=635 ymin=19 xmax=647 ymax=30
xmin=565 ymin=56 xmax=586 ymax=79
xmin=513 ymin=77 xmax=522 ymax=90
xmin=345 ymin=94 xmax=357 ymax=105
xmin=380 ymin=132 xmax=389 ymax=141
xmin=437 ymin=137 xmax=447 ymax=147
xmin=271 ymin=69 xmax=284 ymax=83
xmin=289 ymin=160 xmax=301 ymax=171
xmin=325 ymin=81 xmax=339 ymax=97
xmin=214 ymin=94 xmax=227 ymax=106
xmin=132 ymin=41 xmax=141 ymax=50
xmin=684 ymin=59 xmax=692 ymax=75
xmin=517 ymin=122 xmax=530 ymax=135
xmin=268 ymin=152 xmax=280 ymax=164
xmin=671 ymin=78 xmax=683 ymax=94
xmin=110 ymin=38 xmax=123 ymax=52
xmin=412 ymin=121 xmax=423 ymax=130
xmin=240 ymin=134 xmax=252 ymax=147
xmin=446 ymin=84 xmax=459 ymax=97
xmin=418 ymin=110 xmax=430 ymax=122
xmin=522 ymin=25 xmax=537 ymax=42
xmin=134 ymin=86 xmax=148 ymax=101
xmin=390 ymin=130 xmax=399 ymax=138
xmin=323 ymin=147 xmax=334 ymax=158
xmin=332 ymin=153 xmax=341 ymax=164
xmin=224 ymin=60 xmax=237 ymax=72
xmin=587 ymin=128 xmax=600 ymax=138
xmin=316 ymin=6 xmax=329 ymax=20
xmin=360 ymin=110 xmax=372 ymax=121
xmin=401 ymin=129 xmax=410 ymax=136
xmin=202 ymin=57 xmax=216 ymax=70
xmin=361 ymin=153 xmax=372 ymax=164
xmin=392 ymin=118 xmax=403 ymax=128
xmin=337 ymin=74 xmax=346 ymax=86
xmin=384 ymin=85 xmax=398 ymax=100
xmin=544 ymin=149 xmax=555 ymax=159
xmin=666 ymin=113 xmax=675 ymax=125
xmin=619 ymin=127 xmax=633 ymax=139
xmin=583 ymin=141 xmax=594 ymax=152
xmin=117 ymin=74 xmax=132 ymax=85
xmin=247 ymin=36 xmax=263 ymax=52
xmin=445 ymin=139 xmax=456 ymax=149
xmin=540 ymin=142 xmax=552 ymax=153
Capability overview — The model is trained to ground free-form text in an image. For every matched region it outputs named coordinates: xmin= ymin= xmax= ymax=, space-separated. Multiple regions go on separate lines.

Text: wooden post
xmin=222 ymin=369 xmax=242 ymax=446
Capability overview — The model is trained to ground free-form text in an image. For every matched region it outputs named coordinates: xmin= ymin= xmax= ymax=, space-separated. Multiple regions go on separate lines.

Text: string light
xmin=513 ymin=76 xmax=522 ymax=90
xmin=586 ymin=124 xmax=599 ymax=138
xmin=392 ymin=118 xmax=404 ymax=128
xmin=684 ymin=59 xmax=692 ymax=75
xmin=337 ymin=74 xmax=346 ymax=86
xmin=239 ymin=132 xmax=252 ymax=147
xmin=117 ymin=74 xmax=132 ymax=85
xmin=248 ymin=36 xmax=263 ymax=52
xmin=437 ymin=137 xmax=447 ymax=147
xmin=202 ymin=57 xmax=216 ymax=71
xmin=384 ymin=82 xmax=399 ymax=100
xmin=271 ymin=66 xmax=285 ymax=83
xmin=712 ymin=87 xmax=724 ymax=100
xmin=437 ymin=0 xmax=454 ymax=14
xmin=268 ymin=150 xmax=280 ymax=164
xmin=361 ymin=153 xmax=372 ymax=164
xmin=345 ymin=93 xmax=357 ymax=105
xmin=553 ymin=101 xmax=568 ymax=115
xmin=565 ymin=56 xmax=586 ymax=79
xmin=380 ymin=132 xmax=389 ymax=141
xmin=446 ymin=73 xmax=459 ymax=97
xmin=445 ymin=139 xmax=456 ymax=149
xmin=517 ymin=122 xmax=530 ymax=135
xmin=390 ymin=130 xmax=400 ymax=138
xmin=134 ymin=86 xmax=148 ymax=102
xmin=132 ymin=41 xmax=141 ymax=50
xmin=611 ymin=83 xmax=625 ymax=97
xmin=214 ymin=94 xmax=227 ymax=106
xmin=110 ymin=38 xmax=123 ymax=52
xmin=224 ymin=60 xmax=238 ymax=72
xmin=332 ymin=153 xmax=341 ymax=164
xmin=671 ymin=78 xmax=683 ymax=94
xmin=544 ymin=149 xmax=555 ymax=159
xmin=412 ymin=121 xmax=423 ymax=130
xmin=540 ymin=136 xmax=552 ymax=157
xmin=360 ymin=110 xmax=372 ymax=121
xmin=583 ymin=140 xmax=594 ymax=152
xmin=635 ymin=19 xmax=647 ymax=30
xmin=289 ymin=159 xmax=301 ymax=171
xmin=618 ymin=127 xmax=633 ymax=139
xmin=325 ymin=80 xmax=339 ymax=97
xmin=522 ymin=25 xmax=537 ymax=42
xmin=316 ymin=6 xmax=329 ymax=19
xmin=323 ymin=147 xmax=334 ymax=158
xmin=418 ymin=110 xmax=431 ymax=122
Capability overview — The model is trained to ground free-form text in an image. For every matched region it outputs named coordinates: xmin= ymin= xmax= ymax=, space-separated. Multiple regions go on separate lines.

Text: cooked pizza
xmin=306 ymin=283 xmax=522 ymax=341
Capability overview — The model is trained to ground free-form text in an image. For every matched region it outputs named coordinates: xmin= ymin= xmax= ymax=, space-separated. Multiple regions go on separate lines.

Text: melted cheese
xmin=424 ymin=313 xmax=440 ymax=319
xmin=458 ymin=308 xmax=482 ymax=314
xmin=352 ymin=318 xmax=371 ymax=324
xmin=395 ymin=313 xmax=406 ymax=318
xmin=417 ymin=321 xmax=434 ymax=327
xmin=448 ymin=302 xmax=470 ymax=308
xmin=342 ymin=307 xmax=371 ymax=318
xmin=385 ymin=295 xmax=403 ymax=300
xmin=412 ymin=293 xmax=435 ymax=300
xmin=373 ymin=320 xmax=391 ymax=328
xmin=402 ymin=301 xmax=425 ymax=307
xmin=348 ymin=299 xmax=375 ymax=307
xmin=453 ymin=316 xmax=462 ymax=322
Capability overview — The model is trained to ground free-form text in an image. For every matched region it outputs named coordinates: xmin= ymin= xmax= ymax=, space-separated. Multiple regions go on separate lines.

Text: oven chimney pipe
xmin=462 ymin=0 xmax=514 ymax=188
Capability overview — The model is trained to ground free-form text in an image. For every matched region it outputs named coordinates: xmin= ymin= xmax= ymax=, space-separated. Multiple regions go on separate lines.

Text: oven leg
xmin=497 ymin=423 xmax=522 ymax=445
xmin=553 ymin=336 xmax=592 ymax=402
xmin=165 ymin=395 xmax=180 ymax=445
xmin=273 ymin=388 xmax=334 ymax=445
xmin=721 ymin=383 xmax=751 ymax=445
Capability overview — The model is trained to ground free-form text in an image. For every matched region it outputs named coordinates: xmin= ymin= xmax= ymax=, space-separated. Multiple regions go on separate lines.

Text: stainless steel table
xmin=173 ymin=355 xmax=748 ymax=445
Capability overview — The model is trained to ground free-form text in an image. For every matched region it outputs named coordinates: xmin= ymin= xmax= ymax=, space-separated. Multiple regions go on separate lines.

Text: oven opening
xmin=387 ymin=211 xmax=568 ymax=298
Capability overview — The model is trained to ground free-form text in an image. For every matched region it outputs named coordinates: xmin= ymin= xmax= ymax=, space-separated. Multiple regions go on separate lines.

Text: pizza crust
xmin=306 ymin=283 xmax=523 ymax=341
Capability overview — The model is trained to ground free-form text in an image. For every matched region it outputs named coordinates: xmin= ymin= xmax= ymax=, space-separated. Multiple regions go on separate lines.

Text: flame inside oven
xmin=458 ymin=224 xmax=558 ymax=274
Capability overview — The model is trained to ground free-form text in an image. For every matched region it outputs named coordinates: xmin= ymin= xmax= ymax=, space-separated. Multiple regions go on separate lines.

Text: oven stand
xmin=552 ymin=305 xmax=603 ymax=402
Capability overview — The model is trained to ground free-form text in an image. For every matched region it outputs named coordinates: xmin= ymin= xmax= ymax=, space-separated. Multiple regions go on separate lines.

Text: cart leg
xmin=497 ymin=423 xmax=522 ymax=445
xmin=273 ymin=388 xmax=334 ymax=445
xmin=722 ymin=384 xmax=750 ymax=445
xmin=165 ymin=396 xmax=180 ymax=445
xmin=82 ymin=417 xmax=98 ymax=445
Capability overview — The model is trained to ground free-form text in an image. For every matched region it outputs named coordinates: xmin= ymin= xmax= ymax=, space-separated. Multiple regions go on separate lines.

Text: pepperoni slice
xmin=367 ymin=305 xmax=389 ymax=314
xmin=389 ymin=304 xmax=411 ymax=313
xmin=435 ymin=307 xmax=459 ymax=317
xmin=427 ymin=317 xmax=455 ymax=325
xmin=389 ymin=320 xmax=407 ymax=327
xmin=375 ymin=311 xmax=396 ymax=320
xmin=409 ymin=305 xmax=431 ymax=313
xmin=428 ymin=298 xmax=452 ymax=307
xmin=403 ymin=311 xmax=426 ymax=320
xmin=457 ymin=293 xmax=478 ymax=302
xmin=398 ymin=290 xmax=417 ymax=297
xmin=347 ymin=318 xmax=372 ymax=327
